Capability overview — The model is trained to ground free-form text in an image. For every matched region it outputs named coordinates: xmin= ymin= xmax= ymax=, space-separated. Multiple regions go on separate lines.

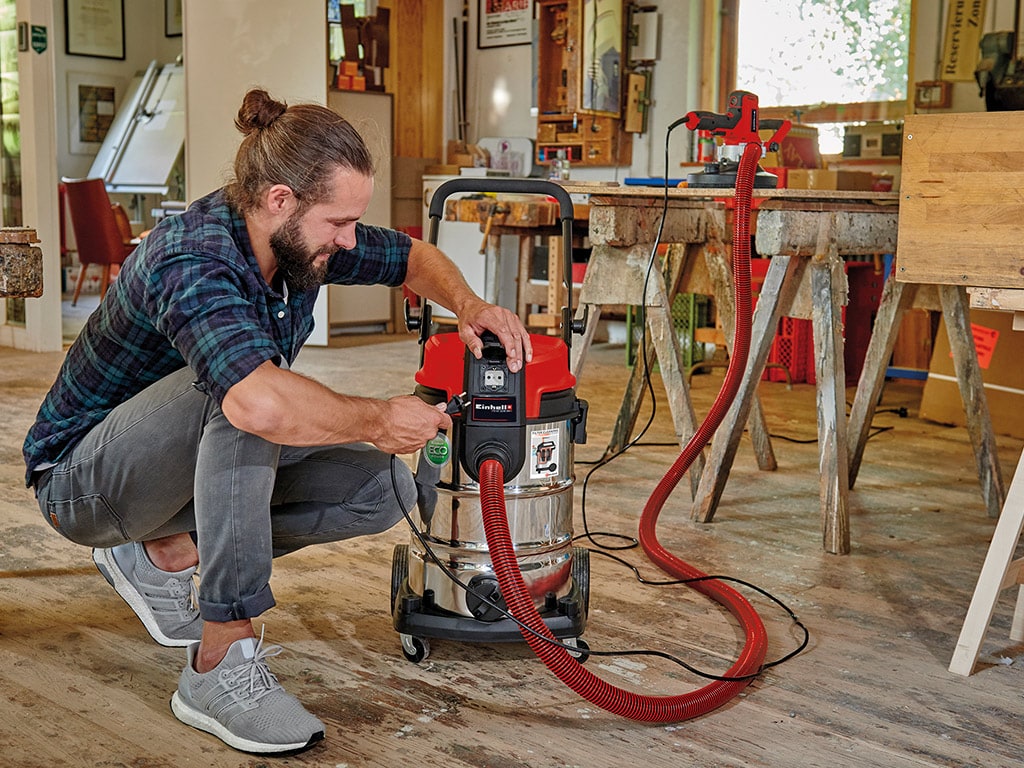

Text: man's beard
xmin=269 ymin=213 xmax=331 ymax=292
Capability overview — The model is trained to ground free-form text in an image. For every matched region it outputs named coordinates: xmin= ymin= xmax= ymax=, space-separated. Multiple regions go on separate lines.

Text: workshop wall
xmin=464 ymin=0 xmax=703 ymax=181
xmin=460 ymin=1 xmax=1018 ymax=181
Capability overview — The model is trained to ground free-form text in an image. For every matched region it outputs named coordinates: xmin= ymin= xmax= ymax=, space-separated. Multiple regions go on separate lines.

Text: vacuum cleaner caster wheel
xmin=564 ymin=637 xmax=590 ymax=663
xmin=401 ymin=633 xmax=430 ymax=663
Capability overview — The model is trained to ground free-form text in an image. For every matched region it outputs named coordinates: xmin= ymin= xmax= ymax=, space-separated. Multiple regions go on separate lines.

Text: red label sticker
xmin=959 ymin=324 xmax=1000 ymax=369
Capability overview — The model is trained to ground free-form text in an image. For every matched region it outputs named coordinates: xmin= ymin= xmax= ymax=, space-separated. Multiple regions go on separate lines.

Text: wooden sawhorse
xmin=567 ymin=190 xmax=778 ymax=499
xmin=944 ymin=290 xmax=1024 ymax=674
xmin=848 ymin=282 xmax=1004 ymax=519
xmin=948 ymin=443 xmax=1024 ymax=675
xmin=692 ymin=196 xmax=900 ymax=554
xmin=849 ymin=279 xmax=1010 ymax=671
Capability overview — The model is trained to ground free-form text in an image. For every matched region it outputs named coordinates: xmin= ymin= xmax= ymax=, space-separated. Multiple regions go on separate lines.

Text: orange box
xmin=341 ymin=60 xmax=359 ymax=76
xmin=335 ymin=74 xmax=352 ymax=90
xmin=351 ymin=76 xmax=366 ymax=91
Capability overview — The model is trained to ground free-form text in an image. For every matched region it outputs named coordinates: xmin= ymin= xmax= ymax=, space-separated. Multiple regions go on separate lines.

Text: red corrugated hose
xmin=476 ymin=141 xmax=767 ymax=722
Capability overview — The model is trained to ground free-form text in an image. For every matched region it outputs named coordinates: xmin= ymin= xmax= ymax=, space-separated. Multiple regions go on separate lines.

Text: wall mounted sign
xmin=941 ymin=0 xmax=987 ymax=81
xmin=478 ymin=0 xmax=533 ymax=49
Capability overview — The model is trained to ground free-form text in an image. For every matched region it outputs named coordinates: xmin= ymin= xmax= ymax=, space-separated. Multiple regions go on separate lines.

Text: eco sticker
xmin=424 ymin=433 xmax=451 ymax=467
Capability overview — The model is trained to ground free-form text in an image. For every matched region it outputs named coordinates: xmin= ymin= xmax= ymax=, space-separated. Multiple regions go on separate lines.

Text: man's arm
xmin=403 ymin=238 xmax=533 ymax=371
xmin=221 ymin=360 xmax=450 ymax=453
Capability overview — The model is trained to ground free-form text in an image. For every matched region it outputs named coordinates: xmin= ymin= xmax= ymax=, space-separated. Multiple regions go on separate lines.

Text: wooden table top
xmin=559 ymin=182 xmax=900 ymax=205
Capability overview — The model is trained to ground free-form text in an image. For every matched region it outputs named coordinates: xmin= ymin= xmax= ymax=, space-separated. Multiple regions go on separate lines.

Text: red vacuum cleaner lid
xmin=415 ymin=333 xmax=576 ymax=419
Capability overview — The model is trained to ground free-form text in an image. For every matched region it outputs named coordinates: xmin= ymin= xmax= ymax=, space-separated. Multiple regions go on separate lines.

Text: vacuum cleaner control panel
xmin=462 ymin=332 xmax=527 ymax=482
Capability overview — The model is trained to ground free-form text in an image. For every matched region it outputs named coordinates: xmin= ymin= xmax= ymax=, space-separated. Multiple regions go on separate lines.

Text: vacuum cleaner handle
xmin=423 ymin=178 xmax=581 ymax=349
xmin=427 ymin=177 xmax=575 ymax=222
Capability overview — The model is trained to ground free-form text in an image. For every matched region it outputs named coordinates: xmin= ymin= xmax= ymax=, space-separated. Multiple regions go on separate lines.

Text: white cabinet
xmin=310 ymin=92 xmax=395 ymax=343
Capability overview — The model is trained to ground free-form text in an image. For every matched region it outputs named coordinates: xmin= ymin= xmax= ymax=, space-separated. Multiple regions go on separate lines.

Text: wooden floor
xmin=1 ymin=337 xmax=1023 ymax=768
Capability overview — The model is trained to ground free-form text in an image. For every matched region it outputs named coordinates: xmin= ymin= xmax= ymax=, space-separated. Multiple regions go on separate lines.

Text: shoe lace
xmin=164 ymin=573 xmax=199 ymax=615
xmin=224 ymin=626 xmax=283 ymax=702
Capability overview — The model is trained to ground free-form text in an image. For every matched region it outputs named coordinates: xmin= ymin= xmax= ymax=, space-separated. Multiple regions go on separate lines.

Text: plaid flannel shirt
xmin=23 ymin=189 xmax=411 ymax=484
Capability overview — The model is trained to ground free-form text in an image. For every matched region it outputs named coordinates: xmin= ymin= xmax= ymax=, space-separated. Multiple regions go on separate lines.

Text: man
xmin=24 ymin=88 xmax=532 ymax=755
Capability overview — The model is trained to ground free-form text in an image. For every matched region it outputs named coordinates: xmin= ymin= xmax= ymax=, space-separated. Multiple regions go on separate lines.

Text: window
xmin=732 ymin=0 xmax=911 ymax=154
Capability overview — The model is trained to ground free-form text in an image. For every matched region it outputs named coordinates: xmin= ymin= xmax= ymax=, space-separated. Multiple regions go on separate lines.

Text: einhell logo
xmin=471 ymin=397 xmax=517 ymax=422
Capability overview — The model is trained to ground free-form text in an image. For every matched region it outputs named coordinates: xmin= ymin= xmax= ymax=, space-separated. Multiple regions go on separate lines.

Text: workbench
xmin=561 ymin=184 xmax=907 ymax=554
xmin=445 ymin=180 xmax=1002 ymax=560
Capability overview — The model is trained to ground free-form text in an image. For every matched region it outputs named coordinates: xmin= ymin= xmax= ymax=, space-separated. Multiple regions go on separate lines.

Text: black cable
xmin=585 ymin=548 xmax=809 ymax=671
xmin=575 ymin=121 xmax=682 ymax=551
xmin=389 ymin=456 xmax=806 ymax=682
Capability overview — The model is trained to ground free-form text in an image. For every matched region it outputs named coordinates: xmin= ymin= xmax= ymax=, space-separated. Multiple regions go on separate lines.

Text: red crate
xmin=806 ymin=262 xmax=885 ymax=387
xmin=765 ymin=316 xmax=812 ymax=383
xmin=750 ymin=260 xmax=885 ymax=386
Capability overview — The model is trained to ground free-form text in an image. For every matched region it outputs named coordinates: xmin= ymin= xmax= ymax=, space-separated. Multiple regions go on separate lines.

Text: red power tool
xmin=682 ymin=90 xmax=791 ymax=188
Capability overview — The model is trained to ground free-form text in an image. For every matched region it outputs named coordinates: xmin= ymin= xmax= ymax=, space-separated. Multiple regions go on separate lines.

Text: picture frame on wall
xmin=64 ymin=0 xmax=125 ymax=60
xmin=478 ymin=0 xmax=533 ymax=49
xmin=165 ymin=0 xmax=183 ymax=37
xmin=66 ymin=71 xmax=123 ymax=155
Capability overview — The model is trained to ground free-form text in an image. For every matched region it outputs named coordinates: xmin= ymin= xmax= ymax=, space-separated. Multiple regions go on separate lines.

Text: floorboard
xmin=1 ymin=338 xmax=1022 ymax=768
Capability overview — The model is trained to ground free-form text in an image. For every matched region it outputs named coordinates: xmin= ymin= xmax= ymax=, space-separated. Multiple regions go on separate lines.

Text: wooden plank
xmin=562 ymin=183 xmax=900 ymax=203
xmin=939 ymin=285 xmax=1005 ymax=518
xmin=897 ymin=111 xmax=1024 ymax=288
xmin=848 ymin=280 xmax=919 ymax=488
xmin=446 ymin=197 xmax=560 ymax=228
xmin=755 ymin=208 xmax=899 ymax=257
xmin=587 ymin=200 xmax=713 ymax=247
xmin=692 ymin=254 xmax=807 ymax=523
xmin=969 ymin=287 xmax=1024 ymax=312
xmin=698 ymin=237 xmax=777 ymax=472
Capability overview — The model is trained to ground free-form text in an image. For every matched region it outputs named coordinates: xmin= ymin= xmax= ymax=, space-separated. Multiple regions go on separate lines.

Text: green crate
xmin=626 ymin=293 xmax=713 ymax=370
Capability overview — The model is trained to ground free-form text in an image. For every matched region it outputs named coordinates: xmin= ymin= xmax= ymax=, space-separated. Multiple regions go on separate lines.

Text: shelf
xmin=534 ymin=0 xmax=631 ymax=168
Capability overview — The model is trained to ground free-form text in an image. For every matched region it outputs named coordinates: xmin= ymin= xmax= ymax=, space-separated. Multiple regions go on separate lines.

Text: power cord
xmin=389 ymin=455 xmax=806 ymax=682
xmin=574 ymin=120 xmax=682 ymax=551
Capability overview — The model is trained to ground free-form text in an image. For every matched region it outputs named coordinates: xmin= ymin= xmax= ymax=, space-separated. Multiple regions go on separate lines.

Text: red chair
xmin=61 ymin=178 xmax=136 ymax=306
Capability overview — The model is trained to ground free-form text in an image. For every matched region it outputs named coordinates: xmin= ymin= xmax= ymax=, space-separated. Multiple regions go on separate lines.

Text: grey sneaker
xmin=92 ymin=541 xmax=202 ymax=647
xmin=170 ymin=633 xmax=325 ymax=754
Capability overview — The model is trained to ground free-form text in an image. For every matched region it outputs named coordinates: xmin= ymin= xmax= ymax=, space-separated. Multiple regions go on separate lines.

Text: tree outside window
xmin=735 ymin=0 xmax=911 ymax=154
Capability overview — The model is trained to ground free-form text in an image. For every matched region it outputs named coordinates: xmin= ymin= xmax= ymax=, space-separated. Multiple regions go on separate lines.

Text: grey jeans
xmin=35 ymin=365 xmax=414 ymax=622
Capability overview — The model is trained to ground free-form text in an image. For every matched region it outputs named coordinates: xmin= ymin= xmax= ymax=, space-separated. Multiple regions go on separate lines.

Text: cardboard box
xmin=785 ymin=169 xmax=875 ymax=191
xmin=919 ymin=308 xmax=1024 ymax=439
xmin=392 ymin=157 xmax=435 ymax=199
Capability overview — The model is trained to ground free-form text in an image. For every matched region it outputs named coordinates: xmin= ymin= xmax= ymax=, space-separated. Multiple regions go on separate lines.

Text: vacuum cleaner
xmin=392 ymin=92 xmax=794 ymax=723
xmin=392 ymin=178 xmax=590 ymax=664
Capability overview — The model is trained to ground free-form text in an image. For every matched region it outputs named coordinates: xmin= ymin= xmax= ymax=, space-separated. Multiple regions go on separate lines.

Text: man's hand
xmin=456 ymin=297 xmax=533 ymax=372
xmin=371 ymin=395 xmax=453 ymax=454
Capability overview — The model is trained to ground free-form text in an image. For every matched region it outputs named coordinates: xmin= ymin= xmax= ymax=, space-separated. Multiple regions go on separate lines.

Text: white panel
xmin=326 ymin=91 xmax=394 ymax=328
xmin=183 ymin=0 xmax=327 ymax=201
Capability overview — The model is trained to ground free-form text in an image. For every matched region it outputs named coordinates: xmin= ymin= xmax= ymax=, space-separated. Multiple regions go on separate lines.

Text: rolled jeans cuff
xmin=198 ymin=582 xmax=276 ymax=622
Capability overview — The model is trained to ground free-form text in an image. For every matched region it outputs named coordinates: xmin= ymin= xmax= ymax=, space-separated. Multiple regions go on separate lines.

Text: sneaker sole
xmin=92 ymin=547 xmax=194 ymax=648
xmin=170 ymin=691 xmax=325 ymax=754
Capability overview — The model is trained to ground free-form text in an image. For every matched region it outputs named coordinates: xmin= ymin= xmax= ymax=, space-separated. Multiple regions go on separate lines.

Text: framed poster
xmin=67 ymin=71 xmax=122 ymax=155
xmin=478 ymin=0 xmax=533 ymax=49
xmin=64 ymin=0 xmax=125 ymax=60
xmin=165 ymin=0 xmax=182 ymax=37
